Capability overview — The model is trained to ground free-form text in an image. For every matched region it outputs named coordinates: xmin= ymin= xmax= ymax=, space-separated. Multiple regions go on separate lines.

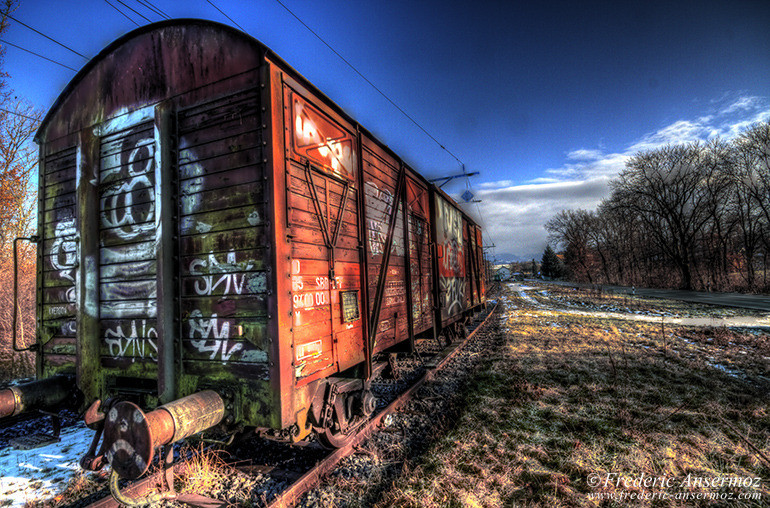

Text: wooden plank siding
xmin=39 ymin=146 xmax=78 ymax=376
xmin=405 ymin=179 xmax=433 ymax=335
xmin=177 ymin=88 xmax=270 ymax=378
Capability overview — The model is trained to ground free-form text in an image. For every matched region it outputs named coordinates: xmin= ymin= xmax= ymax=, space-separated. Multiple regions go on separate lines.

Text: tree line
xmin=545 ymin=121 xmax=770 ymax=292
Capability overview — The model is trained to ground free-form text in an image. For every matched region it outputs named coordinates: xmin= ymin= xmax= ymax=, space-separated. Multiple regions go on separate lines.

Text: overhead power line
xmin=273 ymin=0 xmax=465 ymax=169
xmin=105 ymin=0 xmax=140 ymax=26
xmin=137 ymin=0 xmax=170 ymax=20
xmin=0 ymin=38 xmax=78 ymax=71
xmin=205 ymin=0 xmax=246 ymax=32
xmin=4 ymin=13 xmax=88 ymax=60
xmin=271 ymin=0 xmax=491 ymax=248
xmin=115 ymin=0 xmax=152 ymax=23
xmin=0 ymin=107 xmax=40 ymax=122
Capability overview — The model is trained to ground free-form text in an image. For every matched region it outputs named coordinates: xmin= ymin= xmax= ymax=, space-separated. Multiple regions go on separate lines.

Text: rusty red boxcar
xmin=3 ymin=19 xmax=487 ymax=478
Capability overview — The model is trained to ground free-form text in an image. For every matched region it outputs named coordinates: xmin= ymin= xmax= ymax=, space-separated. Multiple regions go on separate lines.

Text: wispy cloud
xmin=627 ymin=120 xmax=710 ymax=152
xmin=567 ymin=148 xmax=603 ymax=161
xmin=719 ymin=95 xmax=763 ymax=115
xmin=476 ymin=94 xmax=770 ymax=259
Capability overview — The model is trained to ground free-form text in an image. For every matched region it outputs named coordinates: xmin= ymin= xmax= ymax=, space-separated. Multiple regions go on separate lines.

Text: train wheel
xmin=318 ymin=424 xmax=355 ymax=449
xmin=317 ymin=395 xmax=355 ymax=449
xmin=316 ymin=389 xmax=375 ymax=449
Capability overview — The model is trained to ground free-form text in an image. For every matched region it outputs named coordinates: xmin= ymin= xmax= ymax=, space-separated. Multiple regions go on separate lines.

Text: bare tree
xmin=724 ymin=139 xmax=765 ymax=289
xmin=738 ymin=124 xmax=770 ymax=271
xmin=0 ymin=1 xmax=42 ymax=377
xmin=545 ymin=209 xmax=595 ymax=283
xmin=0 ymin=101 xmax=39 ymax=244
xmin=610 ymin=143 xmax=719 ymax=290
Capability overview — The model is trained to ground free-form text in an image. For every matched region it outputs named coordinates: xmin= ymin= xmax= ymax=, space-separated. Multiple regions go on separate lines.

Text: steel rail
xmin=268 ymin=301 xmax=498 ymax=508
xmin=82 ymin=302 xmax=497 ymax=508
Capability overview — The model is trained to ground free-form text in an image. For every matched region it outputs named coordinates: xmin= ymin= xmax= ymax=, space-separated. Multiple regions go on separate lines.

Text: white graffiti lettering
xmin=189 ymin=250 xmax=256 ymax=296
xmin=50 ymin=219 xmax=77 ymax=303
xmin=440 ymin=276 xmax=466 ymax=317
xmin=364 ymin=181 xmax=404 ymax=256
xmin=193 ymin=273 xmax=247 ymax=296
xmin=104 ymin=320 xmax=158 ymax=362
xmin=100 ymin=138 xmax=155 ymax=239
xmin=188 ymin=310 xmax=243 ymax=362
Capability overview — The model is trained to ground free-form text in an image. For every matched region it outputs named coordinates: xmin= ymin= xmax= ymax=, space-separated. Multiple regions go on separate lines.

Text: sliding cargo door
xmin=285 ymin=90 xmax=364 ymax=384
xmin=434 ymin=194 xmax=466 ymax=325
xmin=404 ymin=179 xmax=433 ymax=335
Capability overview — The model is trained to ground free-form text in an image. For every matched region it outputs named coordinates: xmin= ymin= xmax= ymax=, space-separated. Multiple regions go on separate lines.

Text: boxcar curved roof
xmin=35 ymin=19 xmax=267 ymax=143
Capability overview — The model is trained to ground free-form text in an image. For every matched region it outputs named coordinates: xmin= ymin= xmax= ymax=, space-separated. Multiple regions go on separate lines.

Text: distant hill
xmin=489 ymin=252 xmax=541 ymax=264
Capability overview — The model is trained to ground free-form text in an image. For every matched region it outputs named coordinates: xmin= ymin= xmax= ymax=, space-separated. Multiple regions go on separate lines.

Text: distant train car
xmin=3 ymin=19 xmax=486 ymax=479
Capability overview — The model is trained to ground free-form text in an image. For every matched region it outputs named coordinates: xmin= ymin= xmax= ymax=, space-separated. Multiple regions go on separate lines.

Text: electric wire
xmin=4 ymin=14 xmax=88 ymax=59
xmin=104 ymin=0 xmax=140 ymax=26
xmin=146 ymin=0 xmax=171 ymax=19
xmin=0 ymin=107 xmax=40 ymax=122
xmin=271 ymin=0 xmax=494 ymax=249
xmin=136 ymin=0 xmax=169 ymax=20
xmin=475 ymin=201 xmax=495 ymax=250
xmin=0 ymin=38 xmax=78 ymax=71
xmin=205 ymin=0 xmax=246 ymax=32
xmin=273 ymin=0 xmax=465 ymax=169
xmin=115 ymin=0 xmax=152 ymax=23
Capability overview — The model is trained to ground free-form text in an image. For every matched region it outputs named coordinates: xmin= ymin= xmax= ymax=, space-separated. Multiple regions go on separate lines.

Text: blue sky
xmin=3 ymin=0 xmax=770 ymax=259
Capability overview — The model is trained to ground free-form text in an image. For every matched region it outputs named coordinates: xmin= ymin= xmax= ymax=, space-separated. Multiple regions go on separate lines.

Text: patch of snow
xmin=0 ymin=423 xmax=94 ymax=507
xmin=708 ymin=362 xmax=745 ymax=379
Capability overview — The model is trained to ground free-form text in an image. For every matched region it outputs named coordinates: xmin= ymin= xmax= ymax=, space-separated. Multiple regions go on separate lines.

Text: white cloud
xmin=477 ymin=95 xmax=770 ymax=258
xmin=477 ymin=179 xmax=515 ymax=189
xmin=462 ymin=178 xmax=611 ymax=259
xmin=546 ymin=152 xmax=629 ymax=181
xmin=567 ymin=148 xmax=603 ymax=161
xmin=719 ymin=95 xmax=763 ymax=115
xmin=524 ymin=177 xmax=561 ymax=184
xmin=627 ymin=120 xmax=710 ymax=152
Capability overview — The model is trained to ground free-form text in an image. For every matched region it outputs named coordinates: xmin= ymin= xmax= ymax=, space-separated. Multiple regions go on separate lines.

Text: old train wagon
xmin=30 ymin=19 xmax=486 ymax=476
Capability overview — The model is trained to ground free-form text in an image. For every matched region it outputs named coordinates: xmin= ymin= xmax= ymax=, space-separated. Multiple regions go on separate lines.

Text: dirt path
xmin=510 ymin=283 xmax=770 ymax=329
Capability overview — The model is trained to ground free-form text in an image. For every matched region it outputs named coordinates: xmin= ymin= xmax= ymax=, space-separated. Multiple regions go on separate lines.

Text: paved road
xmin=531 ymin=279 xmax=770 ymax=312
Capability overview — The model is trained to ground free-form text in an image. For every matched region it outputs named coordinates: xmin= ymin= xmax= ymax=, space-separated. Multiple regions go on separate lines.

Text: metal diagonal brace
xmin=303 ymin=162 xmax=350 ymax=284
xmin=428 ymin=170 xmax=479 ymax=189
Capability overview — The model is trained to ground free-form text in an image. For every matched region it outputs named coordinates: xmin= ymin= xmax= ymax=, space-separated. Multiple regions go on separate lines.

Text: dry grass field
xmin=378 ymin=283 xmax=770 ymax=507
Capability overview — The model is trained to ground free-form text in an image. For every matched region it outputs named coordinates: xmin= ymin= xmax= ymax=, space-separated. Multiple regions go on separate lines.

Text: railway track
xmin=72 ymin=301 xmax=500 ymax=508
